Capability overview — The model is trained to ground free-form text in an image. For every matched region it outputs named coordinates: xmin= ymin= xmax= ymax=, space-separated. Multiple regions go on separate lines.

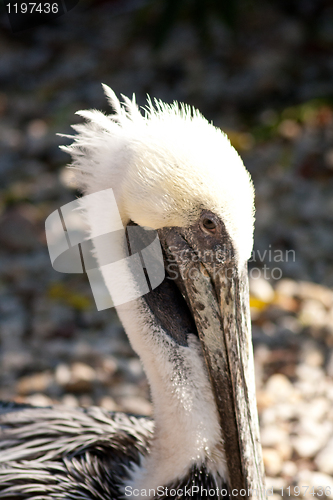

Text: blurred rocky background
xmin=0 ymin=0 xmax=333 ymax=497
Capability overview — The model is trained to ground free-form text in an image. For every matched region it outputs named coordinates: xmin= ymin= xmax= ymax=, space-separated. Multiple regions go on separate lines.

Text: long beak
xmin=160 ymin=228 xmax=266 ymax=500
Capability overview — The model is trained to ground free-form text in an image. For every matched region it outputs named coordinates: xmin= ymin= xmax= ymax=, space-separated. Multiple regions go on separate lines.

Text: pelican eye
xmin=202 ymin=218 xmax=216 ymax=232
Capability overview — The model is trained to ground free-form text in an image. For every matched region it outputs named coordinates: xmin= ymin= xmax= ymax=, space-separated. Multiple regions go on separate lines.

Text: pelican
xmin=0 ymin=87 xmax=265 ymax=500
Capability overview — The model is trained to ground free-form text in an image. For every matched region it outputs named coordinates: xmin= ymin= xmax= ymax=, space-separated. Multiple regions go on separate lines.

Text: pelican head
xmin=62 ymin=86 xmax=265 ymax=500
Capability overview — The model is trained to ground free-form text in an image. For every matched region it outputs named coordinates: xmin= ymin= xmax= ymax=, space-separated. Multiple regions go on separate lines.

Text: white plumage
xmin=59 ymin=87 xmax=257 ymax=495
xmin=62 ymin=85 xmax=254 ymax=265
xmin=0 ymin=87 xmax=263 ymax=500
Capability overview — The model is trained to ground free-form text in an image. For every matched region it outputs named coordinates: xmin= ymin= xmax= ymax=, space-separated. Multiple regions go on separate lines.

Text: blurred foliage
xmin=281 ymin=99 xmax=333 ymax=124
xmin=132 ymin=0 xmax=241 ymax=50
xmin=48 ymin=282 xmax=92 ymax=311
xmin=225 ymin=130 xmax=254 ymax=152
xmin=1 ymin=185 xmax=31 ymax=207
xmin=251 ymin=98 xmax=333 ymax=144
xmin=2 ymin=0 xmax=331 ymax=54
xmin=250 ymin=295 xmax=271 ymax=311
xmin=130 ymin=0 xmax=332 ymax=51
xmin=224 ymin=99 xmax=333 ymax=158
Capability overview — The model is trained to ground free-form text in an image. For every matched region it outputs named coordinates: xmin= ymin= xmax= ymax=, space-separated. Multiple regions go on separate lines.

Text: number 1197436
xmin=281 ymin=486 xmax=332 ymax=497
xmin=6 ymin=3 xmax=59 ymax=14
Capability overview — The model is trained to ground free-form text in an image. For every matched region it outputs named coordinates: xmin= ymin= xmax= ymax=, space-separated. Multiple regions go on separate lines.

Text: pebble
xmin=298 ymin=282 xmax=333 ymax=309
xmin=79 ymin=395 xmax=94 ymax=408
xmin=297 ymin=471 xmax=333 ymax=500
xmin=265 ymin=374 xmax=295 ymax=403
xmin=261 ymin=425 xmax=288 ymax=447
xmin=301 ymin=398 xmax=329 ymax=421
xmin=25 ymin=393 xmax=53 ymax=407
xmin=298 ymin=299 xmax=328 ymax=329
xmin=292 ymin=435 xmax=325 ymax=459
xmin=274 ymin=402 xmax=297 ymax=421
xmin=262 ymin=448 xmax=283 ymax=476
xmin=99 ymin=396 xmax=119 ymax=412
xmin=327 ymin=352 xmax=333 ymax=378
xmin=17 ymin=371 xmax=52 ymax=395
xmin=275 ymin=279 xmax=300 ymax=298
xmin=315 ymin=438 xmax=333 ymax=475
xmin=265 ymin=476 xmax=286 ymax=491
xmin=300 ymin=344 xmax=324 ymax=368
xmin=250 ymin=276 xmax=275 ymax=303
xmin=276 ymin=442 xmax=293 ymax=462
xmin=61 ymin=394 xmax=79 ymax=407
xmin=66 ymin=362 xmax=97 ymax=392
xmin=55 ymin=364 xmax=71 ymax=387
xmin=296 ymin=364 xmax=324 ymax=383
xmin=54 ymin=361 xmax=98 ymax=392
xmin=269 ymin=494 xmax=282 ymax=500
xmin=100 ymin=357 xmax=118 ymax=377
xmin=281 ymin=461 xmax=298 ymax=478
xmin=118 ymin=396 xmax=153 ymax=417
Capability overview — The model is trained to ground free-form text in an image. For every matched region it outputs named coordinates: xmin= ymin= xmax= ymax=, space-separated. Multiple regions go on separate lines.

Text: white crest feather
xmin=62 ymin=84 xmax=255 ymax=263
